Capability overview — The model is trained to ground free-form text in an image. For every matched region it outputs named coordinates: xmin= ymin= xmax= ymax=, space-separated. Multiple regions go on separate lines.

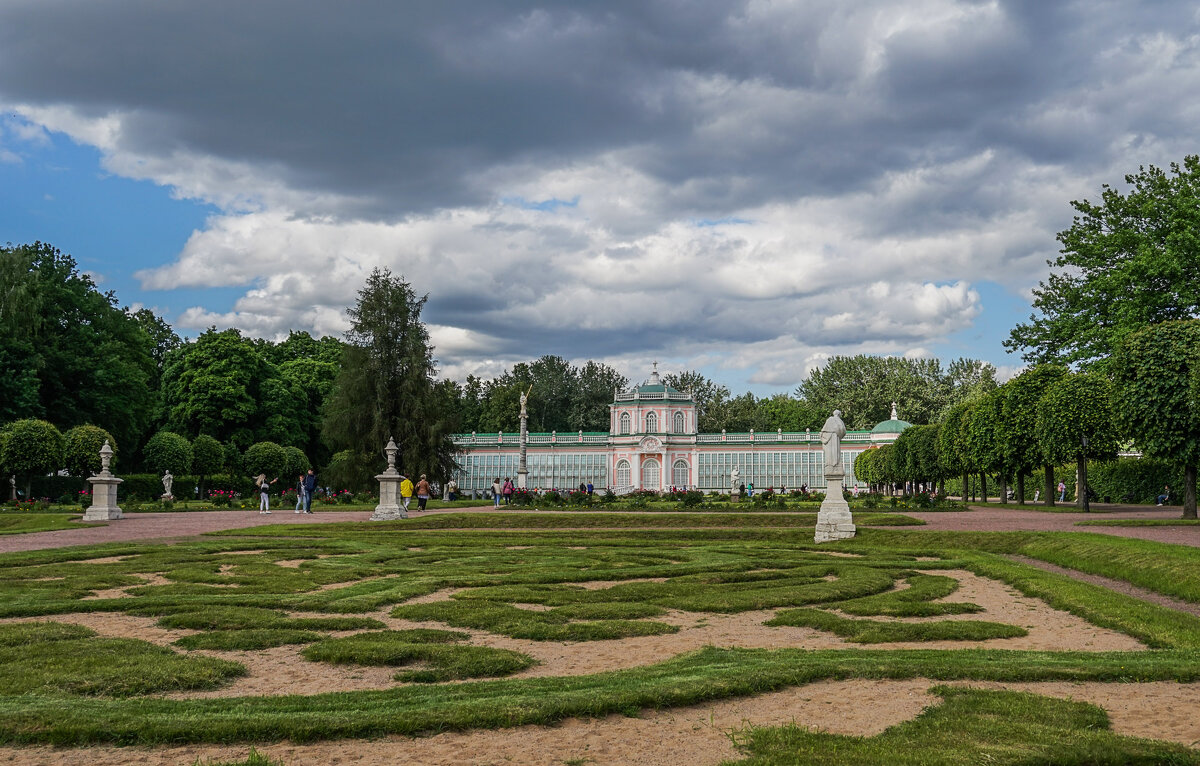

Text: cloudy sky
xmin=2 ymin=1 xmax=1197 ymax=393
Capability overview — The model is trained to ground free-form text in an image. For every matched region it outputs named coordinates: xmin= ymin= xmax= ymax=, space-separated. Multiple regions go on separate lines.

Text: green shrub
xmin=143 ymin=431 xmax=193 ymax=476
xmin=63 ymin=425 xmax=117 ymax=478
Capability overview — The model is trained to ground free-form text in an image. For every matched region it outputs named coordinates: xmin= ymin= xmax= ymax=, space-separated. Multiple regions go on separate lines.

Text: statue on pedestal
xmin=161 ymin=470 xmax=174 ymax=499
xmin=820 ymin=410 xmax=846 ymax=472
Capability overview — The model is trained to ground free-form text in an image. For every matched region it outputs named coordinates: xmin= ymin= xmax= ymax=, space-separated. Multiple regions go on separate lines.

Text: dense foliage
xmin=1008 ymin=156 xmax=1200 ymax=369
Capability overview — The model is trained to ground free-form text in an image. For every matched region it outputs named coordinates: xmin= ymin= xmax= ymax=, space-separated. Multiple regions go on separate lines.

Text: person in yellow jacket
xmin=399 ymin=475 xmax=414 ymax=512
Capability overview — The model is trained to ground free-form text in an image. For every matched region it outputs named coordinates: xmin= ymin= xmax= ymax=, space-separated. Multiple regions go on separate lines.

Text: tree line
xmin=0 ymin=242 xmax=997 ymax=492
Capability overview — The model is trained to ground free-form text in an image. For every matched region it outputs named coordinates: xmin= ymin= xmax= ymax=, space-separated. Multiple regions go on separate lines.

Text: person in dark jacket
xmin=302 ymin=469 xmax=317 ymax=513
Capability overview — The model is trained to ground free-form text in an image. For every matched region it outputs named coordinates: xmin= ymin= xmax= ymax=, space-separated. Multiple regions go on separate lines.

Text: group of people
xmin=399 ymin=473 xmax=433 ymax=512
xmin=253 ymin=469 xmax=318 ymax=514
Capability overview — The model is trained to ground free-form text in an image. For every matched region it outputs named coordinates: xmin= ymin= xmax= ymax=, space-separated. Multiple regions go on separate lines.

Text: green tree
xmin=191 ymin=434 xmax=224 ymax=499
xmin=938 ymin=400 xmax=975 ymax=502
xmin=1111 ymin=320 xmax=1200 ymax=518
xmin=1036 ymin=373 xmax=1119 ymax=512
xmin=853 ymin=446 xmax=880 ymax=490
xmin=570 ymin=361 xmax=627 ymax=432
xmin=0 ymin=419 xmax=64 ymax=497
xmin=998 ymin=365 xmax=1067 ymax=506
xmin=1008 ymin=157 xmax=1200 ymax=369
xmin=797 ymin=355 xmax=994 ymax=429
xmin=0 ymin=243 xmax=156 ymax=449
xmin=143 ymin=431 xmax=193 ymax=476
xmin=758 ymin=395 xmax=824 ymax=432
xmin=160 ymin=328 xmax=272 ymax=449
xmin=322 ymin=269 xmax=457 ymax=482
xmin=63 ymin=425 xmax=117 ymax=478
xmin=896 ymin=424 xmax=941 ymax=492
xmin=243 ymin=441 xmax=288 ymax=479
xmin=282 ymin=446 xmax=310 ymax=481
xmin=966 ymin=389 xmax=1009 ymax=504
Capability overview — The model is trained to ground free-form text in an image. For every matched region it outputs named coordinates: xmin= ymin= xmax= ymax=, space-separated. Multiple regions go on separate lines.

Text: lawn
xmin=0 ymin=513 xmax=1197 ymax=764
xmin=0 ymin=513 xmax=91 ymax=535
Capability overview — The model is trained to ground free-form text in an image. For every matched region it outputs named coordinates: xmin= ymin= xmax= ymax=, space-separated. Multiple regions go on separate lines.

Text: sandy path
xmin=905 ymin=505 xmax=1200 ymax=547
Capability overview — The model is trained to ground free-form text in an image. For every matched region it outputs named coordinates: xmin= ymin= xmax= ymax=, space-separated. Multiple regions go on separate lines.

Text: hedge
xmin=942 ymin=457 xmax=1185 ymax=504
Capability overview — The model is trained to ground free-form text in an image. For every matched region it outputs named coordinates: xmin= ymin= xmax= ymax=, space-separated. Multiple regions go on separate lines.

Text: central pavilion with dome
xmin=450 ymin=366 xmax=910 ymax=494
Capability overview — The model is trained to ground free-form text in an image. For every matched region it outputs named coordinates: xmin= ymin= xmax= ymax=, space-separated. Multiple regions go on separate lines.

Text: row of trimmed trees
xmin=0 ymin=419 xmax=313 ymax=499
xmin=854 ymin=320 xmax=1200 ymax=518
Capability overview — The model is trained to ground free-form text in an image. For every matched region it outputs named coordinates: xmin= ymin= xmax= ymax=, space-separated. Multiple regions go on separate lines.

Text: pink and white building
xmin=451 ymin=368 xmax=909 ymax=494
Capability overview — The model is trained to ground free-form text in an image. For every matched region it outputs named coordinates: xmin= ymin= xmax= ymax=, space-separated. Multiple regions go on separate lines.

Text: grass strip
xmin=0 ymin=623 xmax=245 ymax=696
xmin=1017 ymin=533 xmax=1200 ymax=604
xmin=0 ymin=513 xmax=91 ymax=534
xmin=765 ymin=608 xmax=1026 ymax=642
xmin=303 ymin=630 xmax=537 ymax=682
xmin=391 ymin=599 xmax=679 ymax=641
xmin=723 ymin=685 xmax=1200 ymax=765
xmin=174 ymin=629 xmax=328 ymax=651
xmin=832 ymin=574 xmax=983 ymax=617
xmin=0 ymin=646 xmax=1196 ymax=746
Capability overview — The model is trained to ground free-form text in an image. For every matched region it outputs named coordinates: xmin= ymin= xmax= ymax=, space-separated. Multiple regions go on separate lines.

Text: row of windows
xmin=452 ymin=453 xmax=609 ymax=491
xmin=617 ymin=411 xmax=688 ymax=435
xmin=696 ymin=451 xmax=861 ymax=490
xmin=613 ymin=458 xmax=691 ymax=488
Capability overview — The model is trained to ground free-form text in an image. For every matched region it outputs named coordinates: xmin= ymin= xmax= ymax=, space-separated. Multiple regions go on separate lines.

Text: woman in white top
xmin=492 ymin=478 xmax=502 ymax=508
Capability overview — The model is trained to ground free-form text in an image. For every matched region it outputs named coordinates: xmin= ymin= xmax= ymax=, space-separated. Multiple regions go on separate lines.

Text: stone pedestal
xmin=82 ymin=441 xmax=123 ymax=521
xmin=370 ymin=437 xmax=408 ymax=521
xmin=814 ymin=471 xmax=855 ymax=543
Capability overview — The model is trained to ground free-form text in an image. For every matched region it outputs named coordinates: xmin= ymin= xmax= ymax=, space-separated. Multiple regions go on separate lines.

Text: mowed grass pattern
xmin=0 ymin=512 xmax=1197 ymax=760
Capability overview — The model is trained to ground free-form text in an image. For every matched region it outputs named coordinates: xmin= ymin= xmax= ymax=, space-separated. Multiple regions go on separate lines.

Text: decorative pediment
xmin=638 ymin=436 xmax=663 ymax=452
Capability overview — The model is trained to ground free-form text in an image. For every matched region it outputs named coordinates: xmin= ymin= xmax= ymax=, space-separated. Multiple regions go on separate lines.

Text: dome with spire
xmin=870 ymin=401 xmax=912 ymax=436
xmin=614 ymin=362 xmax=693 ymax=402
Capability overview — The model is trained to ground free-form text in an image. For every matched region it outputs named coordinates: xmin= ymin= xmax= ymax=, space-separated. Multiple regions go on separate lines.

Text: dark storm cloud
xmin=4 ymin=0 xmax=1195 ymax=225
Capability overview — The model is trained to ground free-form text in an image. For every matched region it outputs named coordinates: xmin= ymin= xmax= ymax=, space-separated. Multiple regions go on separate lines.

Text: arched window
xmin=673 ymin=411 xmax=685 ymax=434
xmin=619 ymin=412 xmax=631 ymax=434
xmin=673 ymin=459 xmax=689 ymax=488
xmin=616 ymin=459 xmax=631 ymax=487
xmin=641 ymin=458 xmax=660 ymax=490
xmin=646 ymin=412 xmax=658 ymax=433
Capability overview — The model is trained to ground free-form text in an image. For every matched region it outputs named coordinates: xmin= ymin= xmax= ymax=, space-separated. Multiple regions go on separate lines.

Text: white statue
xmin=519 ymin=385 xmax=531 ymax=419
xmin=162 ymin=470 xmax=174 ymax=498
xmin=730 ymin=466 xmax=741 ymax=490
xmin=820 ymin=410 xmax=847 ymax=472
xmin=890 ymin=401 xmax=898 ymax=420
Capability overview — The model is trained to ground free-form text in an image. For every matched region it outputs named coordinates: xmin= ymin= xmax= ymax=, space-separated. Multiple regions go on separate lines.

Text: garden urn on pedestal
xmin=370 ymin=437 xmax=408 ymax=521
xmin=82 ymin=440 xmax=123 ymax=521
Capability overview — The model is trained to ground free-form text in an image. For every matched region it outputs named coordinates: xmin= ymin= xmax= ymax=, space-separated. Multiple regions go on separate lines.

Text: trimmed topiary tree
xmin=0 ymin=419 xmax=65 ymax=498
xmin=143 ymin=431 xmax=193 ymax=476
xmin=938 ymin=400 xmax=974 ymax=501
xmin=63 ymin=425 xmax=117 ymax=478
xmin=1111 ymin=319 xmax=1200 ymax=519
xmin=191 ymin=434 xmax=224 ymax=500
xmin=1035 ymin=373 xmax=1118 ymax=512
xmin=998 ymin=364 xmax=1067 ymax=506
xmin=243 ymin=441 xmax=288 ymax=480
xmin=966 ymin=389 xmax=1008 ymax=504
xmin=282 ymin=446 xmax=310 ymax=482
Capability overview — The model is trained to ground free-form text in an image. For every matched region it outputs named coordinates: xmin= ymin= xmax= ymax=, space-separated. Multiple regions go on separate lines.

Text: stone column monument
xmin=370 ymin=437 xmax=408 ymax=520
xmin=517 ymin=385 xmax=530 ymax=489
xmin=814 ymin=409 xmax=856 ymax=543
xmin=83 ymin=440 xmax=123 ymax=521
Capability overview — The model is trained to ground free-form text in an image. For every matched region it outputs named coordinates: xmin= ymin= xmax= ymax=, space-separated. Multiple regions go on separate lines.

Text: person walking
xmin=1157 ymin=485 xmax=1171 ymax=506
xmin=400 ymin=474 xmax=413 ymax=512
xmin=293 ymin=474 xmax=306 ymax=513
xmin=586 ymin=480 xmax=594 ymax=496
xmin=1057 ymin=481 xmax=1066 ymax=502
xmin=492 ymin=477 xmax=502 ymax=508
xmin=446 ymin=479 xmax=458 ymax=501
xmin=416 ymin=474 xmax=432 ymax=511
xmin=502 ymin=477 xmax=514 ymax=505
xmin=302 ymin=469 xmax=317 ymax=513
xmin=255 ymin=474 xmax=277 ymax=514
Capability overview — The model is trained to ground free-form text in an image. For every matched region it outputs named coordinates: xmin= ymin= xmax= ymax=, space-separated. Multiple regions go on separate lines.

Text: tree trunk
xmin=1077 ymin=455 xmax=1089 ymax=513
xmin=962 ymin=471 xmax=969 ymax=502
xmin=998 ymin=472 xmax=1008 ymax=506
xmin=1044 ymin=464 xmax=1055 ymax=507
xmin=1184 ymin=465 xmax=1197 ymax=520
xmin=1016 ymin=473 xmax=1025 ymax=505
xmin=979 ymin=473 xmax=988 ymax=504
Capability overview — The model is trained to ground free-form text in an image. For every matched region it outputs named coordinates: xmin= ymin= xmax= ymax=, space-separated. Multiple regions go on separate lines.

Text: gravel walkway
xmin=903 ymin=504 xmax=1200 ymax=548
xmin=2 ymin=503 xmax=1197 ymax=555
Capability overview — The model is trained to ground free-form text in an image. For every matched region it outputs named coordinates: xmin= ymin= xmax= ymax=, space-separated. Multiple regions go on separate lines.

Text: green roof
xmin=870 ymin=418 xmax=912 ymax=435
